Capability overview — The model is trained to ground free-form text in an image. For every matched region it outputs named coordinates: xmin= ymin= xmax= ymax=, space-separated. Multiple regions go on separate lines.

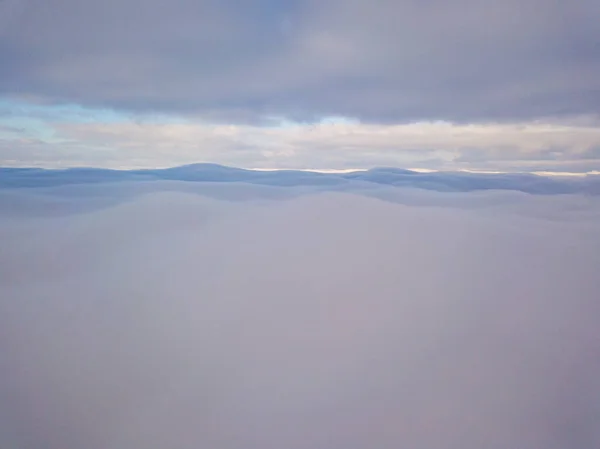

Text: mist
xmin=1 ymin=183 xmax=599 ymax=448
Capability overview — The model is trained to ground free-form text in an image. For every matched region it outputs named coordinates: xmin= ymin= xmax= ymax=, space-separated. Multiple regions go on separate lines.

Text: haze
xmin=1 ymin=180 xmax=600 ymax=448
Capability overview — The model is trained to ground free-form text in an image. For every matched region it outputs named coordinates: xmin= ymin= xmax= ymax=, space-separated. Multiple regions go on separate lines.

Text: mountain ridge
xmin=1 ymin=164 xmax=599 ymax=195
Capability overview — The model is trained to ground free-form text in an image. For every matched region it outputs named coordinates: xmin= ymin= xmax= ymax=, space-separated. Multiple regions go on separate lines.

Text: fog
xmin=1 ymin=183 xmax=599 ymax=448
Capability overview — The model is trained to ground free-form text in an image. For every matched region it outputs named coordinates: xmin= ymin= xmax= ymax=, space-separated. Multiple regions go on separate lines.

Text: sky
xmin=1 ymin=0 xmax=600 ymax=171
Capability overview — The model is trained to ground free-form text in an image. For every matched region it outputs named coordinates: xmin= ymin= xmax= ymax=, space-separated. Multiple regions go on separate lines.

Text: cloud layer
xmin=1 ymin=181 xmax=600 ymax=448
xmin=3 ymin=115 xmax=600 ymax=172
xmin=1 ymin=1 xmax=600 ymax=171
xmin=2 ymin=0 xmax=600 ymax=123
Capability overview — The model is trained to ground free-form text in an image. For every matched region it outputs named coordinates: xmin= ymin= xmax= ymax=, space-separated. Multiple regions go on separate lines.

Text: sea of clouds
xmin=1 ymin=176 xmax=599 ymax=448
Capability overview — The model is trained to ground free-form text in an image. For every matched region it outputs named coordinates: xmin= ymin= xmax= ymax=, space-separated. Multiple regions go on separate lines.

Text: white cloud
xmin=1 ymin=183 xmax=599 ymax=448
xmin=3 ymin=117 xmax=600 ymax=172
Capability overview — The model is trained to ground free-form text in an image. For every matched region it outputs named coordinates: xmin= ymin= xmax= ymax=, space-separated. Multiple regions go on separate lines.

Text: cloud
xmin=3 ymin=116 xmax=600 ymax=171
xmin=1 ymin=0 xmax=599 ymax=123
xmin=2 ymin=0 xmax=599 ymax=171
xmin=1 ymin=182 xmax=600 ymax=448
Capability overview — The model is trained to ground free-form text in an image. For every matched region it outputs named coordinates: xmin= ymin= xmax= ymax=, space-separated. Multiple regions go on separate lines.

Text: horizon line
xmin=1 ymin=162 xmax=599 ymax=178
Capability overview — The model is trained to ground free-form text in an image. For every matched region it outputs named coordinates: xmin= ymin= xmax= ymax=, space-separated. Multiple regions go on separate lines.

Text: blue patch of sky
xmin=0 ymin=99 xmax=128 ymax=124
xmin=267 ymin=115 xmax=360 ymax=129
xmin=0 ymin=99 xmax=189 ymax=142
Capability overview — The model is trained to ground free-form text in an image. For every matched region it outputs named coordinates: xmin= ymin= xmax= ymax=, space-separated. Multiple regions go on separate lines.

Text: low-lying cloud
xmin=1 ymin=182 xmax=599 ymax=448
xmin=3 ymin=117 xmax=600 ymax=172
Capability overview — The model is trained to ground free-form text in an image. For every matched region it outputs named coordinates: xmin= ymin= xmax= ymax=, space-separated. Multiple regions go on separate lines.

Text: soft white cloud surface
xmin=1 ymin=183 xmax=599 ymax=448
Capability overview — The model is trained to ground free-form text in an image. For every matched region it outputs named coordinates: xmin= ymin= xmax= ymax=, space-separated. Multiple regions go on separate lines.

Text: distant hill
xmin=1 ymin=164 xmax=599 ymax=195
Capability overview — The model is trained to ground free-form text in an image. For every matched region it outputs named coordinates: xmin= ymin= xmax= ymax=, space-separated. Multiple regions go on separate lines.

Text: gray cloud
xmin=1 ymin=182 xmax=600 ymax=448
xmin=1 ymin=0 xmax=599 ymax=123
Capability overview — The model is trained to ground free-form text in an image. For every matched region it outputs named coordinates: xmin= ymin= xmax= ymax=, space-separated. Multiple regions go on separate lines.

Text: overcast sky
xmin=1 ymin=0 xmax=600 ymax=170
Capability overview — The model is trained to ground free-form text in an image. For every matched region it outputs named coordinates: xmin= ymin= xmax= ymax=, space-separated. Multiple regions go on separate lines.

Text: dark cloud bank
xmin=2 ymin=0 xmax=600 ymax=123
xmin=1 ymin=174 xmax=600 ymax=448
